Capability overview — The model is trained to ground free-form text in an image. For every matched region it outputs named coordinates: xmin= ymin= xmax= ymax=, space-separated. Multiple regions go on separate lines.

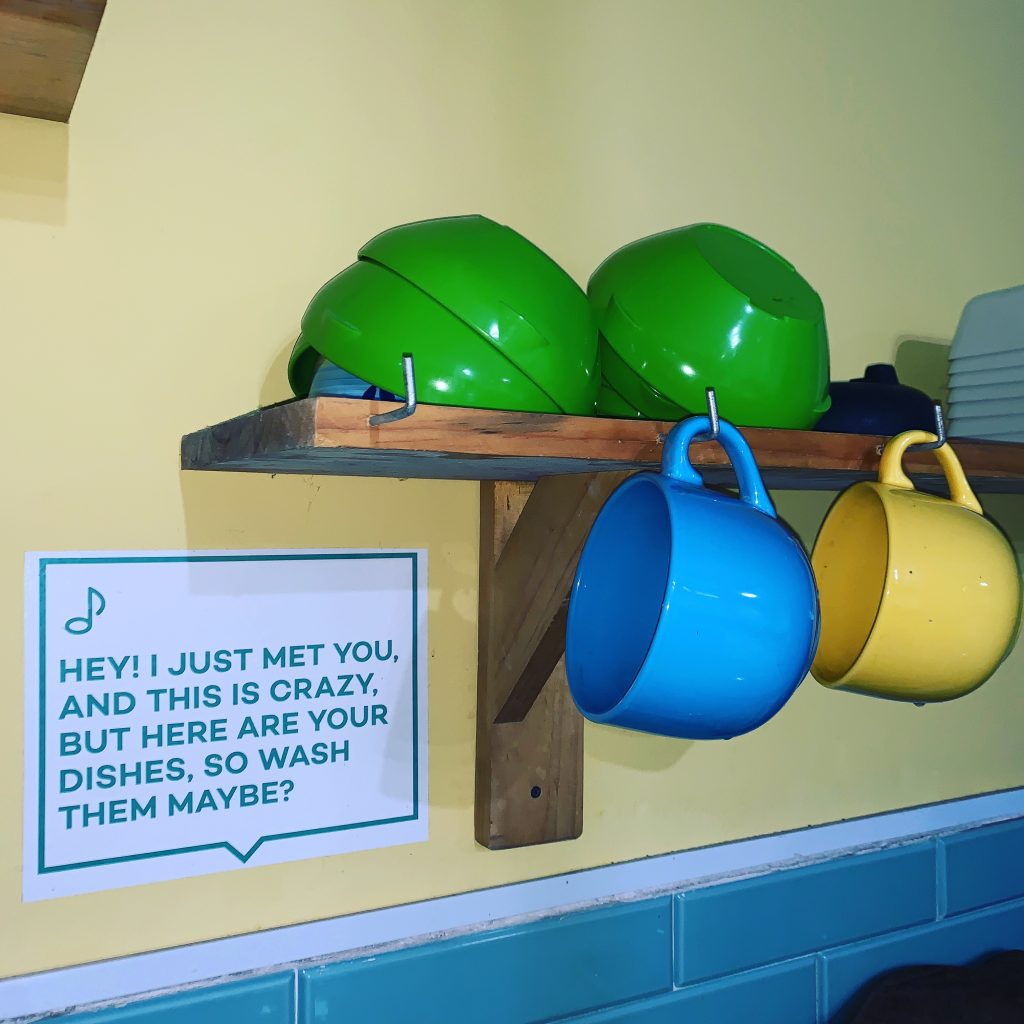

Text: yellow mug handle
xmin=878 ymin=430 xmax=983 ymax=515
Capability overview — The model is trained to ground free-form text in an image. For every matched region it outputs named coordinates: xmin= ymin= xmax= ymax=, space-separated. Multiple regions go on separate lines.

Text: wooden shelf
xmin=0 ymin=1 xmax=106 ymax=122
xmin=181 ymin=397 xmax=1024 ymax=852
xmin=182 ymin=395 xmax=1024 ymax=492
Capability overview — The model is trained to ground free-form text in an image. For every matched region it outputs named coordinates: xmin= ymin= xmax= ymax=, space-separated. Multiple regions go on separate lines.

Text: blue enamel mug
xmin=566 ymin=416 xmax=819 ymax=739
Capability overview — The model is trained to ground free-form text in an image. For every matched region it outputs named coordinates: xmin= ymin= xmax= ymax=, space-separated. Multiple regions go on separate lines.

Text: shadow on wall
xmin=0 ymin=114 xmax=68 ymax=224
xmin=586 ymin=721 xmax=693 ymax=772
xmin=981 ymin=494 xmax=1024 ymax=560
xmin=773 ymin=491 xmax=833 ymax=553
xmin=894 ymin=335 xmax=951 ymax=409
xmin=260 ymin=336 xmax=298 ymax=409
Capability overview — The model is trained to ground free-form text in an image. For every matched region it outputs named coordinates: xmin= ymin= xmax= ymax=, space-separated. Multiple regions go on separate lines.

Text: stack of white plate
xmin=948 ymin=285 xmax=1024 ymax=441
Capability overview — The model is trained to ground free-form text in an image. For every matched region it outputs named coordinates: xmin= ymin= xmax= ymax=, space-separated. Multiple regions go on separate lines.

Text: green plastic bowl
xmin=589 ymin=223 xmax=831 ymax=428
xmin=288 ymin=260 xmax=561 ymax=414
xmin=362 ymin=215 xmax=599 ymax=415
xmin=598 ymin=336 xmax=687 ymax=420
xmin=596 ymin=380 xmax=644 ymax=418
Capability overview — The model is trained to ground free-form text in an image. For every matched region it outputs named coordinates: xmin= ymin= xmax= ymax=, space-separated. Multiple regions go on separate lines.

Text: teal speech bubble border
xmin=36 ymin=552 xmax=420 ymax=872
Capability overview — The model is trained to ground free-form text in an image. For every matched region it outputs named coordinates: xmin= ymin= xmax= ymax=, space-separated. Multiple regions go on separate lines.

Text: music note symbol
xmin=65 ymin=588 xmax=106 ymax=635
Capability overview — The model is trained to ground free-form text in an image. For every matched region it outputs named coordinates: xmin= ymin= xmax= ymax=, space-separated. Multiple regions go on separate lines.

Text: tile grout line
xmin=935 ymin=837 xmax=948 ymax=921
xmin=670 ymin=895 xmax=679 ymax=991
xmin=815 ymin=953 xmax=827 ymax=1024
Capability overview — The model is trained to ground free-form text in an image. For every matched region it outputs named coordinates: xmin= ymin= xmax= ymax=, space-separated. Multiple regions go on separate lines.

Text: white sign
xmin=23 ymin=550 xmax=427 ymax=901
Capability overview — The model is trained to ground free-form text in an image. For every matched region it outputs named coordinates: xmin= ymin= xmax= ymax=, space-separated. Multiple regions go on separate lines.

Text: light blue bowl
xmin=309 ymin=356 xmax=398 ymax=401
xmin=566 ymin=417 xmax=819 ymax=739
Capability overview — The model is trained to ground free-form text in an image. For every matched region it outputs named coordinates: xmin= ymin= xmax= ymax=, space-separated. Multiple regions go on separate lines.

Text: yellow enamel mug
xmin=811 ymin=430 xmax=1021 ymax=701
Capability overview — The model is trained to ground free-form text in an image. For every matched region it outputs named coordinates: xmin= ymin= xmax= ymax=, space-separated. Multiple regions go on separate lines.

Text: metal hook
xmin=695 ymin=386 xmax=721 ymax=441
xmin=907 ymin=401 xmax=946 ymax=452
xmin=368 ymin=354 xmax=417 ymax=426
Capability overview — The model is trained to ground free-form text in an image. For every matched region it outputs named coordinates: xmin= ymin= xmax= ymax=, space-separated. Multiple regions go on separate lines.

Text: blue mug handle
xmin=661 ymin=416 xmax=777 ymax=519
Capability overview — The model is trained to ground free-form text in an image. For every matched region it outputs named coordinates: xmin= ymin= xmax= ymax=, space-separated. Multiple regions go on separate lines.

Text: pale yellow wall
xmin=3 ymin=0 xmax=1024 ymax=978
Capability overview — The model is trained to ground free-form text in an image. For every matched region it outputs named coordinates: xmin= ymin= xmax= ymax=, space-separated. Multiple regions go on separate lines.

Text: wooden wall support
xmin=475 ymin=482 xmax=585 ymax=849
xmin=488 ymin=472 xmax=629 ymax=724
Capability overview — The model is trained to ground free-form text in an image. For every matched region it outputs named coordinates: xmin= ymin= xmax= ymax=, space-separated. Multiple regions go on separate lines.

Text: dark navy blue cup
xmin=566 ymin=416 xmax=819 ymax=739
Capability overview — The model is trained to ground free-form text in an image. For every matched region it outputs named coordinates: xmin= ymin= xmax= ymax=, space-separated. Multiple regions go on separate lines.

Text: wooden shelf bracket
xmin=477 ymin=481 xmax=582 ymax=848
xmin=475 ymin=472 xmax=632 ymax=848
xmin=486 ymin=472 xmax=629 ymax=724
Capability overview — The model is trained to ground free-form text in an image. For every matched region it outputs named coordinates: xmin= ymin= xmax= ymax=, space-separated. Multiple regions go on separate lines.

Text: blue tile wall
xmin=34 ymin=818 xmax=1024 ymax=1024
xmin=555 ymin=959 xmax=817 ymax=1024
xmin=298 ymin=899 xmax=671 ymax=1024
xmin=675 ymin=842 xmax=935 ymax=983
xmin=52 ymin=973 xmax=294 ymax=1024
xmin=821 ymin=898 xmax=1024 ymax=1022
xmin=942 ymin=817 xmax=1024 ymax=915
